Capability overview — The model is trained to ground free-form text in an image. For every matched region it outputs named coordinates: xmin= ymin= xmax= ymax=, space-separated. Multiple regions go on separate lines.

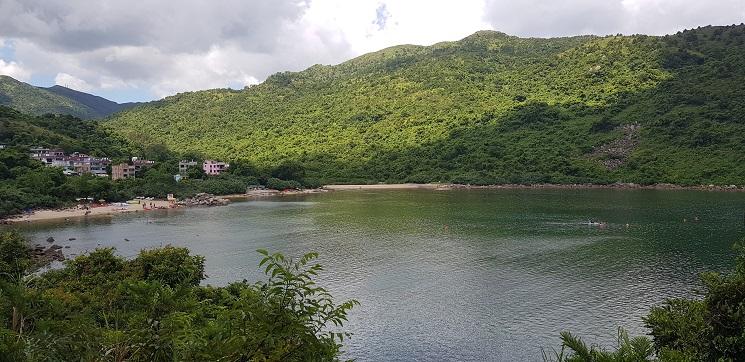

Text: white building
xmin=179 ymin=160 xmax=199 ymax=174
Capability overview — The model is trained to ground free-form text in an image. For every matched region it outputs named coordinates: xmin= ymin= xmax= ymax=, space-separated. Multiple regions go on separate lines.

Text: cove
xmin=12 ymin=189 xmax=745 ymax=361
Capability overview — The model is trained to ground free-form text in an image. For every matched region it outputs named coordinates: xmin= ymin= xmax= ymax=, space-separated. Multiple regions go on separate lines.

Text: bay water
xmin=13 ymin=189 xmax=745 ymax=361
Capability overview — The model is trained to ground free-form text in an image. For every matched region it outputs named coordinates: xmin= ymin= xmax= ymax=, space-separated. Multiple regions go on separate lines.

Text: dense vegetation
xmin=0 ymin=231 xmax=357 ymax=361
xmin=0 ymin=75 xmax=134 ymax=119
xmin=0 ymin=106 xmax=133 ymax=157
xmin=549 ymin=241 xmax=745 ymax=361
xmin=0 ymin=106 xmax=308 ymax=218
xmin=108 ymin=25 xmax=745 ymax=185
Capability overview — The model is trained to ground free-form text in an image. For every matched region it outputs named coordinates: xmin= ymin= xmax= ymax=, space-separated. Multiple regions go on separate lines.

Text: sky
xmin=0 ymin=0 xmax=743 ymax=103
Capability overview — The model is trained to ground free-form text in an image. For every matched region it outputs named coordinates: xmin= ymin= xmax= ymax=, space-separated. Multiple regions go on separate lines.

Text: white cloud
xmin=54 ymin=72 xmax=93 ymax=92
xmin=0 ymin=58 xmax=30 ymax=81
xmin=300 ymin=0 xmax=490 ymax=55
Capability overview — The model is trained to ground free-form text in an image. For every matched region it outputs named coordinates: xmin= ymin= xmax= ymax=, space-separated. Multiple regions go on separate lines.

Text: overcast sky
xmin=0 ymin=0 xmax=743 ymax=103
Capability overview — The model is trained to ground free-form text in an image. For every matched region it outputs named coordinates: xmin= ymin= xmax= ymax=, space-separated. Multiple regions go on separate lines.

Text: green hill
xmin=107 ymin=25 xmax=745 ymax=185
xmin=0 ymin=106 xmax=132 ymax=156
xmin=0 ymin=76 xmax=136 ymax=119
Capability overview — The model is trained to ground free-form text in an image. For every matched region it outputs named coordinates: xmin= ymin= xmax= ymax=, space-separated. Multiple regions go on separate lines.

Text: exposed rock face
xmin=177 ymin=193 xmax=230 ymax=207
xmin=246 ymin=188 xmax=281 ymax=197
xmin=32 ymin=244 xmax=65 ymax=266
xmin=590 ymin=123 xmax=641 ymax=170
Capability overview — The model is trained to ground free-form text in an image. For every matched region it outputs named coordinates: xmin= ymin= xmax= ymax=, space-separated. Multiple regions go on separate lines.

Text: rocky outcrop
xmin=177 ymin=193 xmax=230 ymax=207
xmin=590 ymin=123 xmax=641 ymax=170
xmin=32 ymin=244 xmax=65 ymax=266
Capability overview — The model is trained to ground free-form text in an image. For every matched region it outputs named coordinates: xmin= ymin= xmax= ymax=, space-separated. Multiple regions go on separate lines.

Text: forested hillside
xmin=108 ymin=25 xmax=745 ymax=185
xmin=0 ymin=106 xmax=132 ymax=156
xmin=0 ymin=76 xmax=134 ymax=119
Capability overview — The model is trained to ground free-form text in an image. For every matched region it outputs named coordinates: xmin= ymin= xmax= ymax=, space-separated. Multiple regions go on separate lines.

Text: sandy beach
xmin=4 ymin=189 xmax=328 ymax=224
xmin=6 ymin=200 xmax=174 ymax=224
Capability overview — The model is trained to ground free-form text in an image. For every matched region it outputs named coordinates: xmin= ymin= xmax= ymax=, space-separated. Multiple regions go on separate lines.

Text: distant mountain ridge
xmin=0 ymin=75 xmax=140 ymax=119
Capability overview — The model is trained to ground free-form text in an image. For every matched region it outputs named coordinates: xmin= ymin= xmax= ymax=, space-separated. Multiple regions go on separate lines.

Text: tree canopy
xmin=0 ymin=232 xmax=358 ymax=361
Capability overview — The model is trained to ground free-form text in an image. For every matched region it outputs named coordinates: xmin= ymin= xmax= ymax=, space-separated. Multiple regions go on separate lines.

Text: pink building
xmin=203 ymin=160 xmax=229 ymax=175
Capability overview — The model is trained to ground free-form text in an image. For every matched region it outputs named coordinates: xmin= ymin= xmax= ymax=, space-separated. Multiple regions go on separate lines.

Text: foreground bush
xmin=548 ymin=240 xmax=745 ymax=361
xmin=0 ymin=240 xmax=358 ymax=361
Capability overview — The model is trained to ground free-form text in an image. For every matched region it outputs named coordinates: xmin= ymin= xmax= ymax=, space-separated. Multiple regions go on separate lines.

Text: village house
xmin=131 ymin=157 xmax=156 ymax=172
xmin=89 ymin=158 xmax=110 ymax=176
xmin=68 ymin=154 xmax=92 ymax=174
xmin=179 ymin=160 xmax=199 ymax=174
xmin=30 ymin=148 xmax=111 ymax=176
xmin=111 ymin=163 xmax=136 ymax=180
xmin=30 ymin=147 xmax=67 ymax=167
xmin=203 ymin=160 xmax=229 ymax=175
xmin=110 ymin=157 xmax=155 ymax=180
xmin=68 ymin=153 xmax=111 ymax=177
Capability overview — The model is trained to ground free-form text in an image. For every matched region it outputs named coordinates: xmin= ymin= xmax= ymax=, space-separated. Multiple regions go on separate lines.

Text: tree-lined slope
xmin=0 ymin=106 xmax=132 ymax=156
xmin=108 ymin=25 xmax=745 ymax=185
xmin=0 ymin=75 xmax=136 ymax=119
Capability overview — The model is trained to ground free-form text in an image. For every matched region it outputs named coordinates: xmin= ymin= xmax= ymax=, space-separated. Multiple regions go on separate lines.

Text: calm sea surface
xmin=11 ymin=189 xmax=745 ymax=361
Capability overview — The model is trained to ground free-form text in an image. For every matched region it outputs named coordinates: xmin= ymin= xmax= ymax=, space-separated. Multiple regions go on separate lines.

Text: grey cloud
xmin=484 ymin=0 xmax=624 ymax=37
xmin=483 ymin=0 xmax=745 ymax=37
xmin=0 ymin=0 xmax=308 ymax=53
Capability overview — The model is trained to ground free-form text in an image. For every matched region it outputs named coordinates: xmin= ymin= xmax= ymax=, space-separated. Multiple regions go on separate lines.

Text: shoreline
xmin=3 ymin=182 xmax=742 ymax=224
xmin=3 ymin=199 xmax=175 ymax=224
xmin=323 ymin=182 xmax=745 ymax=192
xmin=2 ymin=189 xmax=330 ymax=224
xmin=322 ymin=183 xmax=448 ymax=190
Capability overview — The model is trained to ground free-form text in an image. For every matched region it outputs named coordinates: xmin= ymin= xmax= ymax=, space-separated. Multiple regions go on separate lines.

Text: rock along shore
xmin=176 ymin=193 xmax=230 ymax=207
xmin=323 ymin=182 xmax=745 ymax=192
